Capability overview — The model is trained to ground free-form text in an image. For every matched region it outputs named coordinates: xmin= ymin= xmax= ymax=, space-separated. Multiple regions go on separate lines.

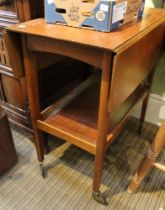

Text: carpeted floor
xmin=0 ymin=117 xmax=164 ymax=210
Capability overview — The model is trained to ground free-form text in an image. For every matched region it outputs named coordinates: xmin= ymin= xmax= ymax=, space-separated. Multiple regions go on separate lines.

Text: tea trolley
xmin=6 ymin=8 xmax=165 ymax=204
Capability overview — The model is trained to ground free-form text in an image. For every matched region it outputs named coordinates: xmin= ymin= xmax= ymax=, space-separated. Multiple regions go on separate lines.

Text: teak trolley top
xmin=6 ymin=8 xmax=165 ymax=205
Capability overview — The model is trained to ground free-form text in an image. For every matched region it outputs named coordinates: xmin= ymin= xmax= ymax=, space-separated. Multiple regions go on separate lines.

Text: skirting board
xmin=132 ymin=93 xmax=165 ymax=126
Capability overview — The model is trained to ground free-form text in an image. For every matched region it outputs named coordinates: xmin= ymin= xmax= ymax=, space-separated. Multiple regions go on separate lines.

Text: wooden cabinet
xmin=0 ymin=0 xmax=43 ymax=132
xmin=0 ymin=0 xmax=44 ymax=132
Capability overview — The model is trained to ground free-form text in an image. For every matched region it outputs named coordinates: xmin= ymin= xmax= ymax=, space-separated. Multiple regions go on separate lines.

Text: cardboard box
xmin=45 ymin=0 xmax=145 ymax=32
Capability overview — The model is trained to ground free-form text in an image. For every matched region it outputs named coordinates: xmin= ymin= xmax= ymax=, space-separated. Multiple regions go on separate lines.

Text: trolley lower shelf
xmin=37 ymin=74 xmax=148 ymax=155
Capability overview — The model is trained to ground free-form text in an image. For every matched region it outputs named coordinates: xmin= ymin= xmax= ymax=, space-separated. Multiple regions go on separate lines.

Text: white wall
xmin=145 ymin=0 xmax=163 ymax=8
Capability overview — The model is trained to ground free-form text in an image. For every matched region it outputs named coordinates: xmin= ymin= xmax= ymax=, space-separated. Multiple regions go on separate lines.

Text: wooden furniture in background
xmin=128 ymin=119 xmax=165 ymax=193
xmin=6 ymin=8 xmax=165 ymax=205
xmin=0 ymin=105 xmax=17 ymax=176
xmin=0 ymin=0 xmax=44 ymax=132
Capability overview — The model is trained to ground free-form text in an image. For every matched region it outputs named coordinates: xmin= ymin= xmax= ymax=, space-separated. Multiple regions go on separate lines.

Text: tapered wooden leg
xmin=162 ymin=0 xmax=165 ymax=7
xmin=92 ymin=51 xmax=112 ymax=205
xmin=128 ymin=120 xmax=165 ymax=193
xmin=21 ymin=35 xmax=46 ymax=176
xmin=139 ymin=93 xmax=150 ymax=134
xmin=139 ymin=71 xmax=154 ymax=134
xmin=43 ymin=133 xmax=50 ymax=154
xmin=34 ymin=129 xmax=47 ymax=177
xmin=33 ymin=129 xmax=45 ymax=162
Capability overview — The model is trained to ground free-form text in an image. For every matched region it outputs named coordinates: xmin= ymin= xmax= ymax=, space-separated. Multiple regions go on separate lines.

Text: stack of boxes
xmin=45 ymin=0 xmax=145 ymax=32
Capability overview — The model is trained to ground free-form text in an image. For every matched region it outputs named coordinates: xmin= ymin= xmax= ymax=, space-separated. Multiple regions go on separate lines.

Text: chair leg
xmin=127 ymin=146 xmax=158 ymax=193
xmin=128 ymin=120 xmax=165 ymax=193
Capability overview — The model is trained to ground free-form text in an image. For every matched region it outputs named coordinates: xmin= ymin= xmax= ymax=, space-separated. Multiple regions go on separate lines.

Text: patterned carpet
xmin=0 ymin=117 xmax=164 ymax=210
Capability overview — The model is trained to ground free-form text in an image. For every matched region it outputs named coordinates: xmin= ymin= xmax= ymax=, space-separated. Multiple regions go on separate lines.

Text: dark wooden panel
xmin=0 ymin=30 xmax=10 ymax=67
xmin=28 ymin=0 xmax=44 ymax=20
xmin=0 ymin=105 xmax=17 ymax=176
xmin=1 ymin=74 xmax=27 ymax=109
xmin=39 ymin=58 xmax=91 ymax=109
xmin=4 ymin=31 xmax=24 ymax=78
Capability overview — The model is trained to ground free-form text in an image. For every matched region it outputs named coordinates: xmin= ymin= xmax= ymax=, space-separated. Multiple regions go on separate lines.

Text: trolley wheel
xmin=39 ymin=164 xmax=47 ymax=178
xmin=92 ymin=191 xmax=108 ymax=205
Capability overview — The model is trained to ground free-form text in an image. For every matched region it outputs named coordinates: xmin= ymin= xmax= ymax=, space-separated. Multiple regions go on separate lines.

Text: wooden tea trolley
xmin=6 ymin=8 xmax=165 ymax=205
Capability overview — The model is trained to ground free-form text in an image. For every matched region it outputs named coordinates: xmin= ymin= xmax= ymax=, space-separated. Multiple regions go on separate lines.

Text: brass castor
xmin=39 ymin=163 xmax=47 ymax=178
xmin=92 ymin=191 xmax=108 ymax=205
